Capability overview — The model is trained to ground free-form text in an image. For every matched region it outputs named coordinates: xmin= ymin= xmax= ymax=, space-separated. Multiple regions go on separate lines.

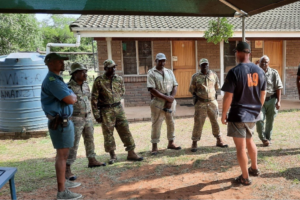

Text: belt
xmin=265 ymin=94 xmax=277 ymax=101
xmin=72 ymin=112 xmax=91 ymax=118
xmin=197 ymin=97 xmax=215 ymax=102
xmin=99 ymin=102 xmax=121 ymax=108
xmin=47 ymin=114 xmax=70 ymax=120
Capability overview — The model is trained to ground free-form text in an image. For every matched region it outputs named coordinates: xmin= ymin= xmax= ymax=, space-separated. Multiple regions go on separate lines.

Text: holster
xmin=49 ymin=114 xmax=62 ymax=130
xmin=192 ymin=94 xmax=198 ymax=105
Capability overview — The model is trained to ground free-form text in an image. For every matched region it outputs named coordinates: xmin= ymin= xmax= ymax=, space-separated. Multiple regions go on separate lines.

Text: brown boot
xmin=262 ymin=140 xmax=269 ymax=147
xmin=191 ymin=141 xmax=198 ymax=152
xmin=88 ymin=157 xmax=106 ymax=168
xmin=216 ymin=137 xmax=228 ymax=148
xmin=65 ymin=164 xmax=77 ymax=181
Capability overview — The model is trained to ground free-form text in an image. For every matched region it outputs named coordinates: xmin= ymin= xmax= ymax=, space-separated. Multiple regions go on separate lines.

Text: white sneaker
xmin=57 ymin=188 xmax=82 ymax=200
xmin=65 ymin=179 xmax=81 ymax=188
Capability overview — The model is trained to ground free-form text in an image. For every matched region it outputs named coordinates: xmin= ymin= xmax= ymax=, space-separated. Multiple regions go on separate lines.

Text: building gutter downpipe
xmin=219 ymin=0 xmax=248 ymax=42
xmin=46 ymin=32 xmax=81 ymax=55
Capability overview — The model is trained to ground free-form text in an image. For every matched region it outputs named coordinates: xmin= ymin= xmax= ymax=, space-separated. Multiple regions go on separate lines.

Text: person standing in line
xmin=189 ymin=58 xmax=228 ymax=152
xmin=91 ymin=59 xmax=143 ymax=164
xmin=147 ymin=53 xmax=181 ymax=155
xmin=221 ymin=42 xmax=266 ymax=185
xmin=41 ymin=53 xmax=82 ymax=199
xmin=66 ymin=63 xmax=106 ymax=181
xmin=256 ymin=55 xmax=283 ymax=146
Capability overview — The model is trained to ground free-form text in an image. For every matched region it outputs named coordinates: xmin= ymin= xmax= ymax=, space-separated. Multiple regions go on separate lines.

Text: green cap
xmin=70 ymin=62 xmax=87 ymax=75
xmin=44 ymin=53 xmax=69 ymax=64
xmin=103 ymin=59 xmax=117 ymax=68
xmin=199 ymin=58 xmax=209 ymax=65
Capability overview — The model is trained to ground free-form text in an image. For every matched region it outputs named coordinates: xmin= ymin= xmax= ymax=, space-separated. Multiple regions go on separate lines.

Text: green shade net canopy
xmin=0 ymin=0 xmax=298 ymax=16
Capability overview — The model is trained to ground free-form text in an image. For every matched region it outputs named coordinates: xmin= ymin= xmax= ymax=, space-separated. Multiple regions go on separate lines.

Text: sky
xmin=35 ymin=14 xmax=81 ymax=22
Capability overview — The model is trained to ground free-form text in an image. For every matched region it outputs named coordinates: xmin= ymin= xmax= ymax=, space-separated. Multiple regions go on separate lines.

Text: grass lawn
xmin=0 ymin=111 xmax=300 ymax=199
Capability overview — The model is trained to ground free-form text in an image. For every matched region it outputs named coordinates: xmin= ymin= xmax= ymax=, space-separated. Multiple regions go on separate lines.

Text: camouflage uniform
xmin=189 ymin=70 xmax=221 ymax=141
xmin=147 ymin=66 xmax=178 ymax=143
xmin=91 ymin=70 xmax=135 ymax=152
xmin=66 ymin=79 xmax=96 ymax=165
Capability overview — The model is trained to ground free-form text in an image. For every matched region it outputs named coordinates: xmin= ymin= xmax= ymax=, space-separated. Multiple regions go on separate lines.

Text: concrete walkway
xmin=125 ymin=99 xmax=300 ymax=122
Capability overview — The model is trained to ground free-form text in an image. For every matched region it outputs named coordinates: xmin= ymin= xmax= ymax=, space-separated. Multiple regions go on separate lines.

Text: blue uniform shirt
xmin=41 ymin=71 xmax=74 ymax=117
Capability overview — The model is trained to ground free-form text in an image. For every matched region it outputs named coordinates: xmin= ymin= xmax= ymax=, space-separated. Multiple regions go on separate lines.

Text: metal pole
xmin=242 ymin=16 xmax=245 ymax=42
xmin=92 ymin=39 xmax=96 ymax=71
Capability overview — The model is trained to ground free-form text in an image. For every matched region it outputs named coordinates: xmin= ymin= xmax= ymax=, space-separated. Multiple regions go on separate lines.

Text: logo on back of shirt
xmin=247 ymin=73 xmax=258 ymax=87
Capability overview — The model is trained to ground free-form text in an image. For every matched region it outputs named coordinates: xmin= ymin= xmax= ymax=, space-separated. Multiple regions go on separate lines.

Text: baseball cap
xmin=103 ymin=59 xmax=117 ymax=68
xmin=156 ymin=53 xmax=167 ymax=60
xmin=234 ymin=41 xmax=251 ymax=53
xmin=199 ymin=58 xmax=209 ymax=65
xmin=44 ymin=53 xmax=69 ymax=64
xmin=70 ymin=62 xmax=87 ymax=75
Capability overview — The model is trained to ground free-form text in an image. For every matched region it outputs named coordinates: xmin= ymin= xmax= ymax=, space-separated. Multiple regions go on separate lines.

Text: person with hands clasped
xmin=147 ymin=53 xmax=181 ymax=155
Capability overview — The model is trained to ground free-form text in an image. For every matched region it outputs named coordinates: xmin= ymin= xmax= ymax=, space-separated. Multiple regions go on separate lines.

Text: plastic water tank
xmin=0 ymin=53 xmax=48 ymax=132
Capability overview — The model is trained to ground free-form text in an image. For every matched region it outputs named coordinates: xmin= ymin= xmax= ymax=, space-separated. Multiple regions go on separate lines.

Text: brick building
xmin=70 ymin=1 xmax=300 ymax=107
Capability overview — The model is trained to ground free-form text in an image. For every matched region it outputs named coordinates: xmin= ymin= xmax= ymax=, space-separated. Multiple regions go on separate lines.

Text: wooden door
xmin=172 ymin=41 xmax=196 ymax=98
xmin=264 ymin=40 xmax=283 ymax=78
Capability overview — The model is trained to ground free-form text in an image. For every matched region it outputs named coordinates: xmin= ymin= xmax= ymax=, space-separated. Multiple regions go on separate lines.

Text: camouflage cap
xmin=199 ymin=58 xmax=209 ymax=65
xmin=103 ymin=59 xmax=117 ymax=68
xmin=44 ymin=53 xmax=69 ymax=64
xmin=70 ymin=62 xmax=87 ymax=75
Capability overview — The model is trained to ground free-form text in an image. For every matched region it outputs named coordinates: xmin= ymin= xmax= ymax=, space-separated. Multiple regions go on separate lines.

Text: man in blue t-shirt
xmin=221 ymin=42 xmax=266 ymax=186
xmin=41 ymin=53 xmax=82 ymax=199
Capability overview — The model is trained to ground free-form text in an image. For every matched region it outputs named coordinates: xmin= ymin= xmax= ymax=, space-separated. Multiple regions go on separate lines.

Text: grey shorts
xmin=227 ymin=122 xmax=256 ymax=138
xmin=48 ymin=120 xmax=75 ymax=149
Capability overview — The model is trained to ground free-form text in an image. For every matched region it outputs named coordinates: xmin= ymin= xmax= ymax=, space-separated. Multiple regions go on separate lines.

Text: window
xmin=123 ymin=41 xmax=137 ymax=74
xmin=224 ymin=41 xmax=236 ymax=74
xmin=122 ymin=41 xmax=152 ymax=75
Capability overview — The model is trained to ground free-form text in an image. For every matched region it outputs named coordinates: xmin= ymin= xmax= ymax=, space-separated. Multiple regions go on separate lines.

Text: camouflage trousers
xmin=66 ymin=114 xmax=96 ymax=165
xmin=150 ymin=99 xmax=176 ymax=143
xmin=100 ymin=105 xmax=135 ymax=152
xmin=192 ymin=100 xmax=221 ymax=141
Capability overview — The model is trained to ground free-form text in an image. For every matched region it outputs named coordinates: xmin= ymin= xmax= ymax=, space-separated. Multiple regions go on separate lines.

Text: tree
xmin=40 ymin=15 xmax=95 ymax=70
xmin=40 ymin=15 xmax=93 ymax=53
xmin=204 ymin=17 xmax=234 ymax=45
xmin=0 ymin=14 xmax=42 ymax=55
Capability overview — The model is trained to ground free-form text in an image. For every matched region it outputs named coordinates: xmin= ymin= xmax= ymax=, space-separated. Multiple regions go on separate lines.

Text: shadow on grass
xmin=260 ymin=167 xmax=300 ymax=181
xmin=1 ymin=147 xmax=300 ymax=196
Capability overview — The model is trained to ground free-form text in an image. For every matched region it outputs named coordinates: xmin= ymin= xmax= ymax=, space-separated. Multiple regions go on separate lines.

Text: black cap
xmin=234 ymin=42 xmax=251 ymax=53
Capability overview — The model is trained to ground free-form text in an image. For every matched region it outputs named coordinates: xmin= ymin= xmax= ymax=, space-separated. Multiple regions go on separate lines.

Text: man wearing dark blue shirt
xmin=41 ymin=53 xmax=82 ymax=199
xmin=221 ymin=42 xmax=266 ymax=186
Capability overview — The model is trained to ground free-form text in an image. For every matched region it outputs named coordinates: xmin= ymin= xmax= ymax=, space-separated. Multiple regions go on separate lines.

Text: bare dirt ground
xmin=1 ymin=111 xmax=300 ymax=199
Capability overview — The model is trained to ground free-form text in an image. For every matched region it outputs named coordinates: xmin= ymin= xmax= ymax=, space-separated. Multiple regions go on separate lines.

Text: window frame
xmin=122 ymin=40 xmax=152 ymax=76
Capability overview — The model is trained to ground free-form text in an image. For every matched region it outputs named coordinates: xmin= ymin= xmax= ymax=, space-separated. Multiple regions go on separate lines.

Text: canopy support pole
xmin=242 ymin=16 xmax=245 ymax=42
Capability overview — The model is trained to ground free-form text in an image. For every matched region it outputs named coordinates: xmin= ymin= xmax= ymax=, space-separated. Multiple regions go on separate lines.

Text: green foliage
xmin=204 ymin=17 xmax=234 ymax=45
xmin=40 ymin=15 xmax=93 ymax=52
xmin=0 ymin=14 xmax=42 ymax=55
xmin=40 ymin=15 xmax=95 ymax=70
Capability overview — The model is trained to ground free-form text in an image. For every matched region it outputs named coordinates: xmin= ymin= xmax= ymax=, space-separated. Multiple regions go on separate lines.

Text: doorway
xmin=172 ymin=41 xmax=196 ymax=98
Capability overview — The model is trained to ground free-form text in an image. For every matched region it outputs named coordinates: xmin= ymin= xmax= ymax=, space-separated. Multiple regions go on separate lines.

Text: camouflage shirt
xmin=264 ymin=67 xmax=283 ymax=97
xmin=91 ymin=73 xmax=125 ymax=119
xmin=189 ymin=70 xmax=220 ymax=100
xmin=67 ymin=79 xmax=91 ymax=115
